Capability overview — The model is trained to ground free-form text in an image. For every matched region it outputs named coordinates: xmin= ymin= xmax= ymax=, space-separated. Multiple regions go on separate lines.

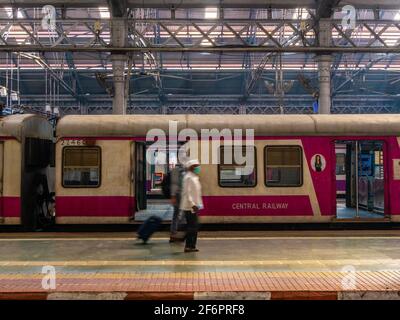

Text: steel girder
xmin=1 ymin=17 xmax=400 ymax=53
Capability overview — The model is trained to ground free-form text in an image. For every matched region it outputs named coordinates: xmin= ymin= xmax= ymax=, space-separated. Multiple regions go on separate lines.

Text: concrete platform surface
xmin=1 ymin=231 xmax=400 ymax=299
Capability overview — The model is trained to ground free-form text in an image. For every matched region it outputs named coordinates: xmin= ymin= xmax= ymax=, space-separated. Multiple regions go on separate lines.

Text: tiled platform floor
xmin=1 ymin=271 xmax=400 ymax=300
xmin=2 ymin=231 xmax=400 ymax=299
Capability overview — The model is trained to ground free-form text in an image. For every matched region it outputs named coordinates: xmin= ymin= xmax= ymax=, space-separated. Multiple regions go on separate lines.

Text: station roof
xmin=57 ymin=114 xmax=400 ymax=137
xmin=0 ymin=2 xmax=399 ymax=114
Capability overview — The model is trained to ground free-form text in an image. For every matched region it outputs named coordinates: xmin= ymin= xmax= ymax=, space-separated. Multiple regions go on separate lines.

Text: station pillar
xmin=317 ymin=18 xmax=332 ymax=114
xmin=110 ymin=18 xmax=127 ymax=115
xmin=318 ymin=55 xmax=332 ymax=114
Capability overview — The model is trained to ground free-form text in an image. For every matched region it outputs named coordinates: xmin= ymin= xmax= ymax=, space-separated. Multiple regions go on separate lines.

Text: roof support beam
xmin=0 ymin=0 xmax=399 ymax=10
xmin=1 ymin=46 xmax=400 ymax=53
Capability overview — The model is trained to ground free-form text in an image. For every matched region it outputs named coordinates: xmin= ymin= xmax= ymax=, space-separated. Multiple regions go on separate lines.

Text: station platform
xmin=1 ymin=231 xmax=400 ymax=300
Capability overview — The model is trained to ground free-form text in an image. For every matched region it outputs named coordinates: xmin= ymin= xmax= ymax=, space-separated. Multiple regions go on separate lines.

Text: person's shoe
xmin=184 ymin=247 xmax=199 ymax=252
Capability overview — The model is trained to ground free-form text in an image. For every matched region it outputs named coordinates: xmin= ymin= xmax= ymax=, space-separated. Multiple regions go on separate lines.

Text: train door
xmin=146 ymin=144 xmax=169 ymax=199
xmin=134 ymin=141 xmax=184 ymax=221
xmin=22 ymin=138 xmax=54 ymax=230
xmin=0 ymin=142 xmax=3 ymax=222
xmin=135 ymin=142 xmax=147 ymax=211
xmin=335 ymin=140 xmax=386 ymax=220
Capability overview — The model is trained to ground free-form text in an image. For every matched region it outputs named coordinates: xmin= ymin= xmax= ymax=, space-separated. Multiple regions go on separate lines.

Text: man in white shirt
xmin=180 ymin=159 xmax=203 ymax=252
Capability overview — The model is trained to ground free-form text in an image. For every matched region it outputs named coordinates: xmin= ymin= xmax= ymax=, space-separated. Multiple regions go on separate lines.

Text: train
xmin=0 ymin=114 xmax=54 ymax=229
xmin=1 ymin=113 xmax=399 ymax=228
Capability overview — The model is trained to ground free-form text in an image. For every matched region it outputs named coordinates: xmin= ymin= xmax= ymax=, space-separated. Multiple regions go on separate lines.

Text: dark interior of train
xmin=21 ymin=137 xmax=55 ymax=230
xmin=335 ymin=140 xmax=386 ymax=220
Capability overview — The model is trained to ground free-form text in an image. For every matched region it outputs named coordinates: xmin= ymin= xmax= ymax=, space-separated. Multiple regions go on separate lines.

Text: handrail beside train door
xmin=355 ymin=141 xmax=359 ymax=218
xmin=135 ymin=141 xmax=147 ymax=211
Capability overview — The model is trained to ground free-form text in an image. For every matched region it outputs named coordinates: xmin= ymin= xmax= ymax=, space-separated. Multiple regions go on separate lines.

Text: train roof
xmin=0 ymin=114 xmax=53 ymax=141
xmin=57 ymin=114 xmax=400 ymax=137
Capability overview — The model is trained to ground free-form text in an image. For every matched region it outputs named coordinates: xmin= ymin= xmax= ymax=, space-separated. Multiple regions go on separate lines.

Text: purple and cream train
xmin=1 ymin=114 xmax=400 ymax=228
xmin=0 ymin=115 xmax=54 ymax=229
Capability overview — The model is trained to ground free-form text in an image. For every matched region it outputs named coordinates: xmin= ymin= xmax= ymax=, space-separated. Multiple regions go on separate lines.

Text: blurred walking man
xmin=180 ymin=159 xmax=203 ymax=253
xmin=169 ymin=163 xmax=185 ymax=242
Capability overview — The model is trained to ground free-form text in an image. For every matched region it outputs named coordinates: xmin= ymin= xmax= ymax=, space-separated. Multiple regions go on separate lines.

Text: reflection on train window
xmin=265 ymin=146 xmax=302 ymax=187
xmin=62 ymin=147 xmax=101 ymax=187
xmin=218 ymin=146 xmax=256 ymax=187
xmin=336 ymin=153 xmax=346 ymax=175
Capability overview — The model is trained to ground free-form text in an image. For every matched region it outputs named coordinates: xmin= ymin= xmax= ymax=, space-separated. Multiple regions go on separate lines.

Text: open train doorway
xmin=134 ymin=141 xmax=184 ymax=222
xmin=335 ymin=140 xmax=386 ymax=220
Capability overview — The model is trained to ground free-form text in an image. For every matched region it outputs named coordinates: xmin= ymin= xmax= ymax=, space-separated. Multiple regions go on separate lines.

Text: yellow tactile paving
xmin=0 ymin=258 xmax=399 ymax=267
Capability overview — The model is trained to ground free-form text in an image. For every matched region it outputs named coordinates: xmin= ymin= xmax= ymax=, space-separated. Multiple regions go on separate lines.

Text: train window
xmin=218 ymin=146 xmax=257 ymax=187
xmin=336 ymin=153 xmax=346 ymax=175
xmin=62 ymin=147 xmax=101 ymax=188
xmin=264 ymin=146 xmax=303 ymax=187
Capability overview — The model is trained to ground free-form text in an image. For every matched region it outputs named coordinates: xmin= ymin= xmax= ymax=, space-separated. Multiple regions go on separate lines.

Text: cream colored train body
xmin=0 ymin=115 xmax=54 ymax=228
xmin=54 ymin=115 xmax=400 ymax=224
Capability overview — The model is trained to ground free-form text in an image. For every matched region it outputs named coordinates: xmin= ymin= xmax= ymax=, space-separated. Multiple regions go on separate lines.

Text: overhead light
xmin=395 ymin=10 xmax=400 ymax=20
xmin=200 ymin=39 xmax=212 ymax=46
xmin=17 ymin=9 xmax=24 ymax=19
xmin=205 ymin=7 xmax=218 ymax=19
xmin=3 ymin=7 xmax=24 ymax=18
xmin=98 ymin=6 xmax=110 ymax=19
xmin=0 ymin=86 xmax=7 ymax=97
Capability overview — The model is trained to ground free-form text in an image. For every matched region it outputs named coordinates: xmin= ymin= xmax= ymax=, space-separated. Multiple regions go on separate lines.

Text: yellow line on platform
xmin=1 ymin=236 xmax=400 ymax=241
xmin=0 ymin=259 xmax=399 ymax=267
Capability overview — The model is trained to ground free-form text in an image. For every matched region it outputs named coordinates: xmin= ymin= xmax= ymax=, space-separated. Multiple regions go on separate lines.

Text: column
xmin=318 ymin=55 xmax=332 ymax=114
xmin=317 ymin=18 xmax=332 ymax=114
xmin=111 ymin=18 xmax=127 ymax=115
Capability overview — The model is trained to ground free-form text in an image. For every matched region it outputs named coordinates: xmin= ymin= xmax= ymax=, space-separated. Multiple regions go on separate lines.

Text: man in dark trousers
xmin=169 ymin=163 xmax=185 ymax=242
xmin=179 ymin=159 xmax=203 ymax=252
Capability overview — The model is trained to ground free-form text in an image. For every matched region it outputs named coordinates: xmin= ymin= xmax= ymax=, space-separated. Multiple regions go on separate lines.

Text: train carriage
xmin=55 ymin=114 xmax=400 ymax=224
xmin=0 ymin=114 xmax=54 ymax=228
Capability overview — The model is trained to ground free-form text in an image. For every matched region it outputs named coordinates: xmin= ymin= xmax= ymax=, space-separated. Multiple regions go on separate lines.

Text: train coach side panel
xmin=301 ymin=137 xmax=335 ymax=217
xmin=55 ymin=140 xmax=133 ymax=224
xmin=1 ymin=139 xmax=22 ymax=224
xmin=199 ymin=138 xmax=335 ymax=223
